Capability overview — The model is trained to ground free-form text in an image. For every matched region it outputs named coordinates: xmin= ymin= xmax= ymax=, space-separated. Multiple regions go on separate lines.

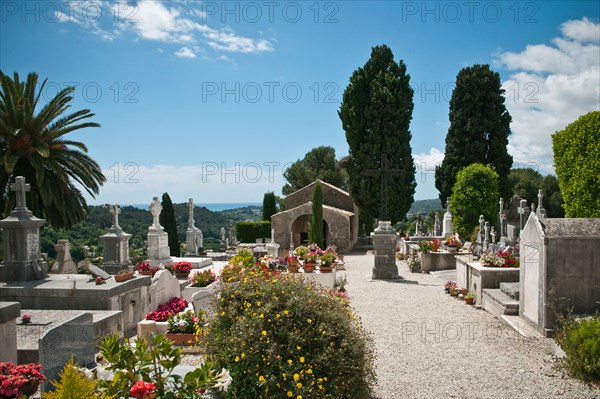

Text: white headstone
xmin=149 ymin=270 xmax=181 ymax=311
xmin=442 ymin=197 xmax=453 ymax=237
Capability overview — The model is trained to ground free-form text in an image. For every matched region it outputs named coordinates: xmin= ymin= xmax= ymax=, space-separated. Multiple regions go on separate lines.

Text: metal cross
xmin=364 ymin=152 xmax=404 ymax=221
xmin=10 ymin=176 xmax=30 ymax=210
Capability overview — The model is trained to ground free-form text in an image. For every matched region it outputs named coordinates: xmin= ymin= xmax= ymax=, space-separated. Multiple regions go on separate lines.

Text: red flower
xmin=130 ymin=380 xmax=156 ymax=398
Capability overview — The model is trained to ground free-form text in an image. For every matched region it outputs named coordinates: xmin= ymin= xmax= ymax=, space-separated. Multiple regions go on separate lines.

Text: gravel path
xmin=341 ymin=251 xmax=599 ymax=399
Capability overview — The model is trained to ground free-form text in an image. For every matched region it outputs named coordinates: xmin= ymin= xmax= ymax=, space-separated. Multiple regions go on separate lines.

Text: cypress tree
xmin=262 ymin=192 xmax=277 ymax=221
xmin=159 ymin=192 xmax=180 ymax=256
xmin=309 ymin=183 xmax=324 ymax=249
xmin=339 ymin=44 xmax=416 ymax=223
xmin=435 ymin=64 xmax=513 ymax=207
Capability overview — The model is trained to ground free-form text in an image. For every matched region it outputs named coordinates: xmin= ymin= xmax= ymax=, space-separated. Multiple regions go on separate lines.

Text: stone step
xmin=482 ymin=288 xmax=519 ymax=317
xmin=499 ymin=282 xmax=520 ymax=300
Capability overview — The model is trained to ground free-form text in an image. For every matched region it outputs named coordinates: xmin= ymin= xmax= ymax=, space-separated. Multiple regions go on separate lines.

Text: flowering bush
xmin=259 ymin=255 xmax=286 ymax=272
xmin=480 ymin=251 xmax=505 ymax=267
xmin=499 ymin=250 xmax=520 ymax=268
xmin=286 ymin=255 xmax=299 ymax=266
xmin=167 ymin=309 xmax=205 ymax=334
xmin=220 ymin=250 xmax=255 ymax=283
xmin=320 ymin=251 xmax=337 ymax=267
xmin=169 ymin=261 xmax=193 ymax=274
xmin=135 ymin=262 xmax=151 ymax=272
xmin=206 ymin=273 xmax=376 ymax=398
xmin=189 ymin=269 xmax=217 ymax=287
xmin=145 ymin=297 xmax=189 ymax=322
xmin=0 ymin=362 xmax=46 ymax=398
xmin=307 ymin=243 xmax=324 ymax=255
xmin=304 ymin=251 xmax=319 ymax=264
xmin=331 ymin=276 xmax=349 ymax=303
xmin=98 ymin=334 xmax=231 ymax=398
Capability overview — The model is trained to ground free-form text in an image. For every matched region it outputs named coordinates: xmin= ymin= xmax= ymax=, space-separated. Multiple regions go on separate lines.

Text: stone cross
xmin=187 ymin=198 xmax=196 ymax=228
xmin=490 ymin=226 xmax=496 ymax=244
xmin=10 ymin=176 xmax=30 ymax=211
xmin=150 ymin=197 xmax=162 ymax=227
xmin=446 ymin=197 xmax=451 ymax=213
xmin=537 ymin=189 xmax=547 ymax=219
xmin=477 ymin=215 xmax=485 ymax=243
xmin=483 ymin=221 xmax=490 ymax=249
xmin=518 ymin=200 xmax=530 ymax=230
xmin=110 ymin=204 xmax=120 ymax=228
xmin=365 ymin=152 xmax=405 ymax=221
xmin=434 ymin=212 xmax=440 ymax=236
xmin=271 ymin=228 xmax=275 ymax=243
xmin=498 ymin=197 xmax=504 ymax=234
xmin=221 ymin=227 xmax=225 ymax=241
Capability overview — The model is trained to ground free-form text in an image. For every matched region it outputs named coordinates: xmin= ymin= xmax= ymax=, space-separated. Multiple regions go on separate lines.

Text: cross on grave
xmin=537 ymin=189 xmax=547 ymax=218
xmin=10 ymin=176 xmax=31 ymax=211
xmin=187 ymin=198 xmax=196 ymax=228
xmin=483 ymin=221 xmax=490 ymax=250
xmin=518 ymin=199 xmax=530 ymax=230
xmin=110 ymin=204 xmax=120 ymax=229
xmin=365 ymin=152 xmax=405 ymax=221
xmin=477 ymin=215 xmax=485 ymax=243
xmin=490 ymin=226 xmax=496 ymax=244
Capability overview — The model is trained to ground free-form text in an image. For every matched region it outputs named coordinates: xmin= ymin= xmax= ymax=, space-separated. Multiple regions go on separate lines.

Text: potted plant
xmin=170 ymin=261 xmax=193 ymax=278
xmin=188 ymin=269 xmax=217 ymax=288
xmin=464 ymin=293 xmax=475 ymax=305
xmin=444 ymin=280 xmax=457 ymax=294
xmin=20 ymin=314 xmax=32 ymax=324
xmin=166 ymin=309 xmax=205 ymax=346
xmin=444 ymin=235 xmax=462 ymax=253
xmin=303 ymin=252 xmax=319 ymax=273
xmin=319 ymin=251 xmax=337 ymax=273
xmin=407 ymin=255 xmax=421 ymax=273
xmin=0 ymin=362 xmax=46 ymax=398
xmin=480 ymin=251 xmax=505 ymax=267
xmin=285 ymin=255 xmax=301 ymax=273
xmin=294 ymin=246 xmax=309 ymax=261
xmin=136 ymin=262 xmax=159 ymax=276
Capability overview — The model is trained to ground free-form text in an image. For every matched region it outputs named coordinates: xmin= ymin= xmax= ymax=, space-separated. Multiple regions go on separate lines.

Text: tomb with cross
xmin=146 ymin=197 xmax=172 ymax=266
xmin=100 ymin=203 xmax=132 ymax=274
xmin=185 ymin=198 xmax=205 ymax=256
xmin=0 ymin=176 xmax=47 ymax=282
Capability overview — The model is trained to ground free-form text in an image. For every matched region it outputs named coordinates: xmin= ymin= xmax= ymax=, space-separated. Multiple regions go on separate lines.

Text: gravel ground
xmin=341 ymin=251 xmax=599 ymax=399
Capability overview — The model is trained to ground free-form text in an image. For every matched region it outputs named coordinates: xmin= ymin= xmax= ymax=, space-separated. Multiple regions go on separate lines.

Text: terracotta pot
xmin=465 ymin=297 xmax=475 ymax=305
xmin=175 ymin=272 xmax=190 ymax=279
xmin=115 ymin=271 xmax=133 ymax=282
xmin=302 ymin=263 xmax=316 ymax=273
xmin=459 ymin=287 xmax=468 ymax=295
xmin=165 ymin=333 xmax=198 ymax=346
xmin=319 ymin=266 xmax=334 ymax=273
xmin=139 ymin=270 xmax=153 ymax=276
xmin=287 ymin=265 xmax=300 ymax=273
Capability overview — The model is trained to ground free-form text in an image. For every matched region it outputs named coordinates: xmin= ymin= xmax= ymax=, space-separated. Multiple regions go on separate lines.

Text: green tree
xmin=262 ymin=191 xmax=277 ymax=221
xmin=159 ymin=193 xmax=180 ymax=256
xmin=282 ymin=146 xmax=347 ymax=195
xmin=339 ymin=45 xmax=416 ymax=223
xmin=0 ymin=72 xmax=105 ymax=229
xmin=450 ymin=163 xmax=499 ymax=238
xmin=435 ymin=64 xmax=512 ymax=207
xmin=552 ymin=111 xmax=600 ymax=217
xmin=542 ymin=174 xmax=565 ymax=218
xmin=506 ymin=168 xmax=564 ymax=218
xmin=309 ymin=183 xmax=324 ymax=248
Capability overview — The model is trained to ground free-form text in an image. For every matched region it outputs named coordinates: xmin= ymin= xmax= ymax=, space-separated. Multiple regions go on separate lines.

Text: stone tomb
xmin=149 ymin=269 xmax=182 ymax=311
xmin=38 ymin=312 xmax=95 ymax=391
xmin=455 ymin=257 xmax=520 ymax=305
xmin=0 ymin=302 xmax=20 ymax=362
xmin=520 ymin=214 xmax=600 ymax=336
xmin=100 ymin=204 xmax=132 ymax=274
xmin=146 ymin=197 xmax=172 ymax=267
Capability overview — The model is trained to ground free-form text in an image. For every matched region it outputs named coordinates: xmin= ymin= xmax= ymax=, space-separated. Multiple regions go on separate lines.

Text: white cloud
xmin=494 ymin=17 xmax=600 ymax=174
xmin=175 ymin=47 xmax=196 ymax=58
xmin=413 ymin=147 xmax=445 ymax=199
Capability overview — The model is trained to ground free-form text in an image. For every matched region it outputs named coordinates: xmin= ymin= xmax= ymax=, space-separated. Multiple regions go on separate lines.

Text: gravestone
xmin=0 ymin=177 xmax=47 ymax=282
xmin=100 ymin=204 xmax=132 ymax=274
xmin=442 ymin=198 xmax=453 ymax=237
xmin=38 ymin=312 xmax=95 ymax=391
xmin=266 ymin=228 xmax=280 ymax=257
xmin=54 ymin=240 xmax=78 ymax=274
xmin=520 ymin=214 xmax=600 ymax=336
xmin=434 ymin=212 xmax=441 ymax=236
xmin=147 ymin=197 xmax=172 ymax=266
xmin=88 ymin=265 xmax=111 ymax=280
xmin=220 ymin=227 xmax=227 ymax=251
xmin=185 ymin=198 xmax=205 ymax=256
xmin=371 ymin=221 xmax=398 ymax=279
xmin=518 ymin=200 xmax=531 ymax=231
xmin=149 ymin=270 xmax=181 ymax=310
xmin=536 ymin=189 xmax=547 ymax=219
xmin=0 ymin=302 xmax=20 ymax=363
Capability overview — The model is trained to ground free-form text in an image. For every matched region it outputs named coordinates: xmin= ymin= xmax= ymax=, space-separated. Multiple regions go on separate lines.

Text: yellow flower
xmin=287 ymin=359 xmax=293 ymax=365
xmin=284 ymin=310 xmax=289 ymax=315
xmin=259 ymin=375 xmax=266 ymax=383
xmin=299 ymin=356 xmax=305 ymax=363
xmin=307 ymin=369 xmax=312 ymax=374
xmin=235 ymin=356 xmax=240 ymax=362
xmin=307 ymin=319 xmax=312 ymax=324
xmin=241 ymin=352 xmax=245 ymax=359
xmin=276 ymin=313 xmax=281 ymax=318
xmin=261 ymin=330 xmax=267 ymax=336
xmin=293 ymin=373 xmax=299 ymax=381
xmin=259 ymin=313 xmax=264 ymax=318
xmin=296 ymin=382 xmax=302 ymax=388
xmin=287 ymin=392 xmax=293 ymax=397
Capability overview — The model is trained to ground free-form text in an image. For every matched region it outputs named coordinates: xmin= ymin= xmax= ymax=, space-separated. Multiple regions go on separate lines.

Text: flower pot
xmin=175 ymin=272 xmax=189 ymax=279
xmin=302 ymin=263 xmax=316 ymax=273
xmin=458 ymin=287 xmax=468 ymax=295
xmin=139 ymin=270 xmax=153 ymax=276
xmin=287 ymin=265 xmax=300 ymax=273
xmin=319 ymin=265 xmax=334 ymax=273
xmin=465 ymin=297 xmax=475 ymax=305
xmin=20 ymin=380 xmax=40 ymax=398
xmin=165 ymin=333 xmax=199 ymax=346
xmin=447 ymin=246 xmax=458 ymax=254
xmin=114 ymin=271 xmax=134 ymax=282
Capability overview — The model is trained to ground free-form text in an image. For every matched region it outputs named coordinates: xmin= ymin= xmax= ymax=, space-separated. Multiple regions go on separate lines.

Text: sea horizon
xmin=120 ymin=202 xmax=262 ymax=212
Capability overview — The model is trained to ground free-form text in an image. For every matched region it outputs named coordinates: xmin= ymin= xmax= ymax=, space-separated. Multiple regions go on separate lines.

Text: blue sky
xmin=1 ymin=1 xmax=599 ymax=205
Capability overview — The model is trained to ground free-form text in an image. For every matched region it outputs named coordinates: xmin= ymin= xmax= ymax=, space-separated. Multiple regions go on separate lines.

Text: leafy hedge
xmin=235 ymin=221 xmax=271 ymax=243
xmin=555 ymin=313 xmax=600 ymax=382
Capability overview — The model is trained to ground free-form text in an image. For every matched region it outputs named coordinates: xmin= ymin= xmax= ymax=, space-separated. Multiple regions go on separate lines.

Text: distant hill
xmin=408 ymin=199 xmax=443 ymax=215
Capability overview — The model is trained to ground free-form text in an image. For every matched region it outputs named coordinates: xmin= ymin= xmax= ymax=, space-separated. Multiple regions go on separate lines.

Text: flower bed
xmin=0 ymin=362 xmax=46 ymax=398
xmin=145 ymin=297 xmax=189 ymax=322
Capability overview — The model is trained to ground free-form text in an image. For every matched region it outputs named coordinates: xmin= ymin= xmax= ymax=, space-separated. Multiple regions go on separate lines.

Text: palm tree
xmin=0 ymin=71 xmax=105 ymax=229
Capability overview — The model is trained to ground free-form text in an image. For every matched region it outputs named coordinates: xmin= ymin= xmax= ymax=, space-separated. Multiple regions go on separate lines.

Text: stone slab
xmin=150 ymin=269 xmax=181 ymax=310
xmin=500 ymin=282 xmax=520 ymax=300
xmin=0 ymin=301 xmax=21 ymax=323
xmin=88 ymin=265 xmax=111 ymax=280
xmin=39 ymin=312 xmax=96 ymax=391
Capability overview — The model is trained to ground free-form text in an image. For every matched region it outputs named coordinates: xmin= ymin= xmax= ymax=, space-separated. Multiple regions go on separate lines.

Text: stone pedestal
xmin=442 ymin=212 xmax=453 ymax=237
xmin=146 ymin=197 xmax=172 ymax=267
xmin=266 ymin=242 xmax=280 ymax=257
xmin=185 ymin=228 xmax=205 ymax=256
xmin=371 ymin=221 xmax=398 ymax=280
xmin=0 ymin=177 xmax=47 ymax=282
xmin=54 ymin=240 xmax=78 ymax=274
xmin=101 ymin=232 xmax=132 ymax=274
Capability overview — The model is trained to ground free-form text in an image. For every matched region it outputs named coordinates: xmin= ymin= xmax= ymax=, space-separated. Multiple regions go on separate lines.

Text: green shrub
xmin=43 ymin=356 xmax=108 ymax=399
xmin=206 ymin=274 xmax=376 ymax=398
xmin=235 ymin=221 xmax=271 ymax=243
xmin=555 ymin=313 xmax=600 ymax=382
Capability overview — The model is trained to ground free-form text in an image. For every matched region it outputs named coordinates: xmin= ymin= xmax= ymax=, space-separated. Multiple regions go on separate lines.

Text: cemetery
xmin=1 ymin=22 xmax=599 ymax=398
